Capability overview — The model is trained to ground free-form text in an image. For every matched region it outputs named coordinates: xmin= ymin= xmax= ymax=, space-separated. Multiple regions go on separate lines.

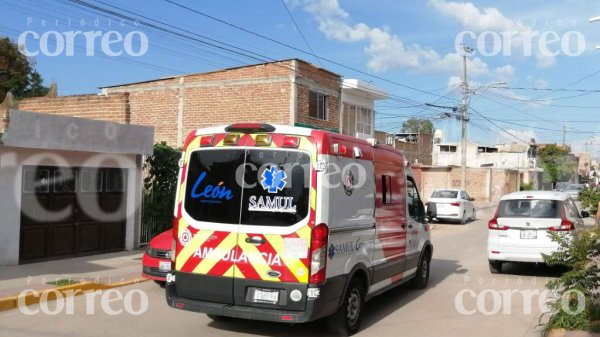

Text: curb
xmin=0 ymin=277 xmax=150 ymax=312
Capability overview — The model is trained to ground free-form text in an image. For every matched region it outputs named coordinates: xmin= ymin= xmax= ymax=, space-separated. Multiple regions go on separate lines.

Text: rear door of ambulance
xmin=173 ymin=133 xmax=246 ymax=304
xmin=233 ymin=133 xmax=316 ymax=311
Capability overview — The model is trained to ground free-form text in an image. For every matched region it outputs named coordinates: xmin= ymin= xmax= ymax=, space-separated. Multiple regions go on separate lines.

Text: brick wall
xmin=182 ymin=82 xmax=291 ymax=137
xmin=412 ymin=166 xmax=519 ymax=203
xmin=294 ymin=60 xmax=341 ymax=131
xmin=18 ymin=93 xmax=130 ymax=124
xmin=374 ymin=130 xmax=433 ymax=165
xmin=129 ymin=90 xmax=178 ymax=146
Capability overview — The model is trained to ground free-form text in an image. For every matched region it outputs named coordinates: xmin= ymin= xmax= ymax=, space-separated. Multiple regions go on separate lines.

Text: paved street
xmin=0 ymin=206 xmax=558 ymax=337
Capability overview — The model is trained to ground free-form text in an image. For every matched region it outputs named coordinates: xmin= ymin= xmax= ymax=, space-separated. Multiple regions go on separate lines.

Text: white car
xmin=426 ymin=189 xmax=476 ymax=224
xmin=487 ymin=191 xmax=589 ymax=273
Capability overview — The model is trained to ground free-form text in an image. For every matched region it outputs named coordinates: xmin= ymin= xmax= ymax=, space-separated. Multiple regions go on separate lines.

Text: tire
xmin=489 ymin=260 xmax=503 ymax=274
xmin=207 ymin=314 xmax=231 ymax=322
xmin=328 ymin=278 xmax=365 ymax=336
xmin=471 ymin=209 xmax=477 ymax=221
xmin=410 ymin=250 xmax=431 ymax=289
xmin=154 ymin=280 xmax=166 ymax=288
xmin=460 ymin=211 xmax=467 ymax=224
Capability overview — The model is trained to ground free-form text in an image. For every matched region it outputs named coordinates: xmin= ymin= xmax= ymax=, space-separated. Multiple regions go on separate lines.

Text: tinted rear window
xmin=183 ymin=149 xmax=310 ymax=226
xmin=431 ymin=190 xmax=458 ymax=198
xmin=497 ymin=199 xmax=562 ymax=218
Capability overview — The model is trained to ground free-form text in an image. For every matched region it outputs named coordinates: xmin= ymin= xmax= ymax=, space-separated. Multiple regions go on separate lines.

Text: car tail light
xmin=309 ymin=223 xmax=328 ymax=284
xmin=549 ymin=208 xmax=575 ymax=232
xmin=488 ymin=207 xmax=509 ymax=230
xmin=200 ymin=135 xmax=214 ymax=146
xmin=223 ymin=134 xmax=240 ymax=145
xmin=255 ymin=134 xmax=272 ymax=146
xmin=282 ymin=136 xmax=300 ymax=148
xmin=450 ymin=202 xmax=460 ymax=207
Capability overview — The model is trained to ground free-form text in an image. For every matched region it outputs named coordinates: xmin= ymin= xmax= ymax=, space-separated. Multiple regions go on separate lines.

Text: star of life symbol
xmin=260 ymin=165 xmax=287 ymax=193
xmin=179 ymin=229 xmax=192 ymax=247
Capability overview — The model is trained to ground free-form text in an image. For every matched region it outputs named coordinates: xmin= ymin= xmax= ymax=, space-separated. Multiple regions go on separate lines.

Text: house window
xmin=342 ymin=103 xmax=372 ymax=136
xmin=309 ymin=91 xmax=327 ymax=120
xmin=440 ymin=145 xmax=457 ymax=152
xmin=356 ymin=107 xmax=372 ymax=135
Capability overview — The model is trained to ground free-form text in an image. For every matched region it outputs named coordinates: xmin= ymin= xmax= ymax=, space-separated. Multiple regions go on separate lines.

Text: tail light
xmin=488 ymin=207 xmax=509 ymax=230
xmin=309 ymin=223 xmax=329 ymax=284
xmin=450 ymin=202 xmax=461 ymax=207
xmin=549 ymin=208 xmax=575 ymax=232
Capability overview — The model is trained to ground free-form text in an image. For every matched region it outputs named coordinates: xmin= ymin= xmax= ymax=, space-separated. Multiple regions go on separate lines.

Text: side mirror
xmin=470 ymin=197 xmax=475 ymax=201
xmin=581 ymin=211 xmax=590 ymax=218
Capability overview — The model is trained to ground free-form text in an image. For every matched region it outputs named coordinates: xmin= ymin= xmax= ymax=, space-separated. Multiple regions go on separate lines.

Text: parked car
xmin=165 ymin=123 xmax=433 ymax=335
xmin=142 ymin=229 xmax=173 ymax=286
xmin=487 ymin=191 xmax=589 ymax=274
xmin=564 ymin=183 xmax=584 ymax=200
xmin=553 ymin=182 xmax=570 ymax=192
xmin=426 ymin=189 xmax=476 ymax=224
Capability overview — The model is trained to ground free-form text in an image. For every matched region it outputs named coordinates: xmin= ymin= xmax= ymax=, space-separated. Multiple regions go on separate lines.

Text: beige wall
xmin=412 ymin=165 xmax=520 ymax=203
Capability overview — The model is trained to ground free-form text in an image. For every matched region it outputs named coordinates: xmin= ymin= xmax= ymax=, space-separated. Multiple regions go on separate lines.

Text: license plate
xmin=159 ymin=261 xmax=171 ymax=272
xmin=253 ymin=289 xmax=279 ymax=304
xmin=520 ymin=229 xmax=537 ymax=239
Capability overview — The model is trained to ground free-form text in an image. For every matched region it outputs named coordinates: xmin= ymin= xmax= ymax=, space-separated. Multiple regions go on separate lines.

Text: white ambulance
xmin=166 ymin=123 xmax=433 ymax=335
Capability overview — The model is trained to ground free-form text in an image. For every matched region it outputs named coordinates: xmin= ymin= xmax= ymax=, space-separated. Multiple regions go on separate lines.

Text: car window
xmin=498 ymin=199 xmax=562 ymax=218
xmin=431 ymin=190 xmax=457 ymax=198
xmin=566 ymin=199 xmax=581 ymax=219
xmin=407 ymin=179 xmax=423 ymax=221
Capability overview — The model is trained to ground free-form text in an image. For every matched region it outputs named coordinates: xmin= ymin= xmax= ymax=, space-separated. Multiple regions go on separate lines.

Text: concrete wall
xmin=433 ymin=142 xmax=530 ymax=168
xmin=411 ymin=165 xmax=520 ymax=203
xmin=0 ymin=147 xmax=142 ymax=265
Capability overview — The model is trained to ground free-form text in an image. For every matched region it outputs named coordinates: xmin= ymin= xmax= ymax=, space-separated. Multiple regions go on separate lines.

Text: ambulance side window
xmin=407 ymin=178 xmax=425 ymax=222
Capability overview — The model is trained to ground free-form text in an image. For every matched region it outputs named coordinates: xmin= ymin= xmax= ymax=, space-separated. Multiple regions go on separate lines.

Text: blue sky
xmin=1 ymin=0 xmax=599 ymax=156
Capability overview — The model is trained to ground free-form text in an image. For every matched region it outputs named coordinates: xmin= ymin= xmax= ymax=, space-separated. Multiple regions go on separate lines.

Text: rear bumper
xmin=487 ymin=244 xmax=559 ymax=263
xmin=165 ymin=272 xmax=345 ymax=323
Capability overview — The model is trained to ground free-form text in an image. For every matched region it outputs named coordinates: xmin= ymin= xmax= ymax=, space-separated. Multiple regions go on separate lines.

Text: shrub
xmin=542 ymin=229 xmax=600 ymax=334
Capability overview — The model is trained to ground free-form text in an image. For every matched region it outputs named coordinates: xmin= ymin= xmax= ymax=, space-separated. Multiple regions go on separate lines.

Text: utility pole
xmin=460 ymin=44 xmax=473 ymax=191
xmin=562 ymin=125 xmax=566 ymax=147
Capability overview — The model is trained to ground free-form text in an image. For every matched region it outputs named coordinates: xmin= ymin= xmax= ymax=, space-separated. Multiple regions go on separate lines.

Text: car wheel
xmin=460 ymin=211 xmax=467 ymax=224
xmin=328 ymin=278 xmax=364 ymax=336
xmin=410 ymin=250 xmax=431 ymax=290
xmin=471 ymin=209 xmax=477 ymax=221
xmin=489 ymin=260 xmax=503 ymax=274
xmin=207 ymin=314 xmax=231 ymax=321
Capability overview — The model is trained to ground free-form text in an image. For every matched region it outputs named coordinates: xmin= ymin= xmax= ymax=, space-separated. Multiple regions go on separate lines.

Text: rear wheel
xmin=410 ymin=250 xmax=431 ymax=289
xmin=460 ymin=211 xmax=467 ymax=224
xmin=328 ymin=278 xmax=364 ymax=336
xmin=471 ymin=209 xmax=477 ymax=221
xmin=489 ymin=260 xmax=503 ymax=274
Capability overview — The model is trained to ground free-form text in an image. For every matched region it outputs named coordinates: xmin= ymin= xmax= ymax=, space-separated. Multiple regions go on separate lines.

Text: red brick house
xmin=20 ymin=59 xmax=345 ymax=147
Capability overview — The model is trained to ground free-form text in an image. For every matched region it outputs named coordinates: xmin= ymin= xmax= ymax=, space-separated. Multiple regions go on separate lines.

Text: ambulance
xmin=166 ymin=123 xmax=433 ymax=335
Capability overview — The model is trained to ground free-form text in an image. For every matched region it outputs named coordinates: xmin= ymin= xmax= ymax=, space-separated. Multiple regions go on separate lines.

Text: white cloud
xmin=428 ymin=0 xmax=557 ymax=68
xmin=301 ymin=0 xmax=510 ymax=77
xmin=499 ymin=129 xmax=537 ymax=144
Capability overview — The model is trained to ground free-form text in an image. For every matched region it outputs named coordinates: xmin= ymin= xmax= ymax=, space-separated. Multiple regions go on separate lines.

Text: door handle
xmin=245 ymin=236 xmax=265 ymax=245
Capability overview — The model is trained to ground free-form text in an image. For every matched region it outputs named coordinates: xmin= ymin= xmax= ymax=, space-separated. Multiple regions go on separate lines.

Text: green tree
xmin=0 ymin=37 xmax=48 ymax=101
xmin=538 ymin=144 xmax=577 ymax=187
xmin=143 ymin=142 xmax=182 ymax=233
xmin=401 ymin=118 xmax=434 ymax=134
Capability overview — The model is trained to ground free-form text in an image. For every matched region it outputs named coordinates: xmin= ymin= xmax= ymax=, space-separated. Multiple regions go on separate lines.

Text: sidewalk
xmin=0 ymin=250 xmax=147 ymax=299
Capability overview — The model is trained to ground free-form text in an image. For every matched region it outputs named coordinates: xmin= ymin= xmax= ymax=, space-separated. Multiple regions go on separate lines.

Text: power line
xmin=279 ymin=0 xmax=323 ymax=68
xmin=161 ymin=0 xmax=452 ymax=100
